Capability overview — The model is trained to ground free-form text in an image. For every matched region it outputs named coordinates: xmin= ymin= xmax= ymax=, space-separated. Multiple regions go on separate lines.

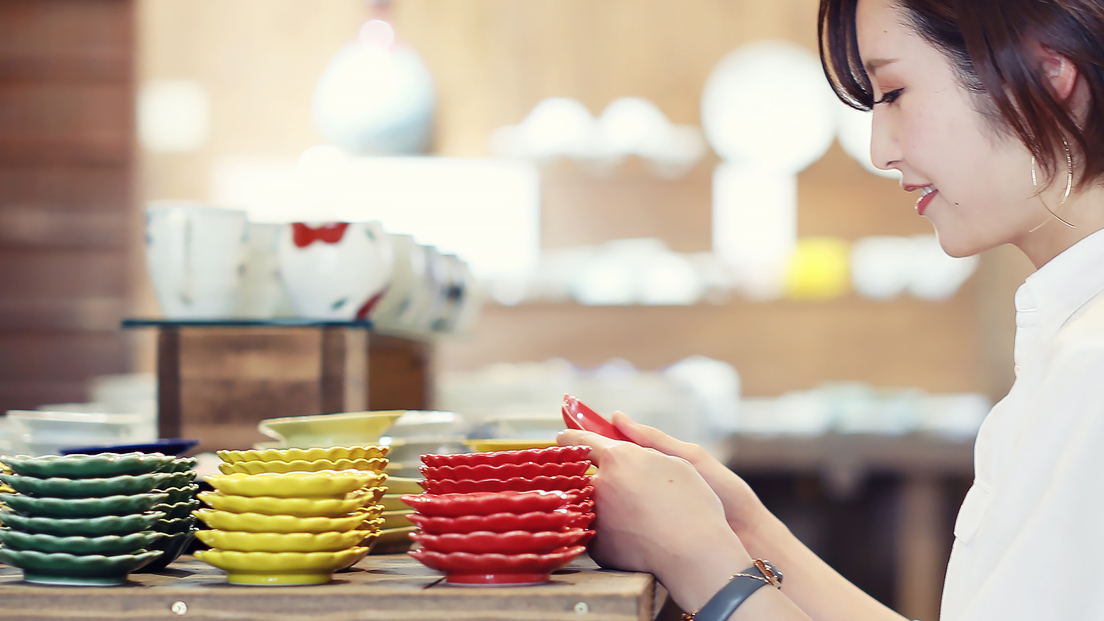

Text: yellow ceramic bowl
xmin=195 ymin=547 xmax=369 ymax=585
xmin=218 ymin=457 xmax=389 ymax=476
xmin=197 ymin=487 xmax=384 ymax=518
xmin=195 ymin=529 xmax=369 ymax=553
xmin=257 ymin=411 xmax=404 ymax=448
xmin=357 ymin=516 xmax=385 ymax=533
xmin=463 ymin=439 xmax=558 ymax=452
xmin=193 ymin=509 xmax=368 ymax=534
xmin=218 ymin=446 xmax=388 ymax=464
xmin=205 ymin=471 xmax=384 ymax=499
xmin=382 ymin=476 xmax=422 ymax=496
xmin=380 ymin=509 xmax=414 ymax=530
xmin=359 ymin=505 xmax=385 ymax=522
xmin=336 ymin=532 xmax=379 ymax=571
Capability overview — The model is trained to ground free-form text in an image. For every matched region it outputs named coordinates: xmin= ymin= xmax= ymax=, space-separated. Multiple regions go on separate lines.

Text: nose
xmin=869 ymin=106 xmax=902 ymax=173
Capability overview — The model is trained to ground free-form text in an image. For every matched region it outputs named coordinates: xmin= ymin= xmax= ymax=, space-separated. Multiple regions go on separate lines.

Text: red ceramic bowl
xmin=408 ymin=509 xmax=587 ymax=535
xmin=565 ymin=499 xmax=595 ymax=515
xmin=400 ymin=490 xmax=570 ymax=517
xmin=408 ymin=545 xmax=587 ymax=585
xmin=419 ymin=475 xmax=592 ymax=495
xmin=410 ymin=528 xmax=593 ymax=555
xmin=421 ymin=445 xmax=591 ymax=468
xmin=420 ymin=461 xmax=591 ymax=481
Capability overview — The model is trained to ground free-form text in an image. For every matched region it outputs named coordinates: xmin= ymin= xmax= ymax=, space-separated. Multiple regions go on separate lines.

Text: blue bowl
xmin=60 ymin=438 xmax=200 ymax=457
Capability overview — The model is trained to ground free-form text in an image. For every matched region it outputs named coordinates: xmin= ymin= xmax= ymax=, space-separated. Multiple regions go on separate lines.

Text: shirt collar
xmin=1014 ymin=227 xmax=1104 ymax=369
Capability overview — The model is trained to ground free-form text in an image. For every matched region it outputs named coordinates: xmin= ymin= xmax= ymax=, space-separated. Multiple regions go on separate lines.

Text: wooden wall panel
xmin=0 ymin=0 xmax=134 ymax=412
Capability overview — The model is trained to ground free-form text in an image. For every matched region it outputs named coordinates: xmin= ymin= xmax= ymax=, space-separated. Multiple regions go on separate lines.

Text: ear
xmin=1034 ymin=41 xmax=1079 ymax=101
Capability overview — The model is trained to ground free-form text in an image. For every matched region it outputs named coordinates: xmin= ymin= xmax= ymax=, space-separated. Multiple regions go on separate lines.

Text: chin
xmin=932 ymin=230 xmax=987 ymax=259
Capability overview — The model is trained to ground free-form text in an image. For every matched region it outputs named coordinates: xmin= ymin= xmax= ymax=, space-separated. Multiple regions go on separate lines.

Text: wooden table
xmin=0 ymin=554 xmax=655 ymax=621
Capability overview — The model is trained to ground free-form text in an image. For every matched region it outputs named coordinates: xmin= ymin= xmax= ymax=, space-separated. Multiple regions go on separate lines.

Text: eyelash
xmin=874 ymin=88 xmax=904 ymax=106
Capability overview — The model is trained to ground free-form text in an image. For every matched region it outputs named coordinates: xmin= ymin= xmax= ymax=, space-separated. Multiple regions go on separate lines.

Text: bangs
xmin=819 ymin=0 xmax=876 ymax=110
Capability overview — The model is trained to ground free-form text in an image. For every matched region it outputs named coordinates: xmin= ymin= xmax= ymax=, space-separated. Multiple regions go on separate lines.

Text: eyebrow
xmin=864 ymin=58 xmax=899 ymax=75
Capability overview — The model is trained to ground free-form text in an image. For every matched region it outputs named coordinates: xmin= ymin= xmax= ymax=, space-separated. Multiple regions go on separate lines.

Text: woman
xmin=558 ymin=0 xmax=1104 ymax=619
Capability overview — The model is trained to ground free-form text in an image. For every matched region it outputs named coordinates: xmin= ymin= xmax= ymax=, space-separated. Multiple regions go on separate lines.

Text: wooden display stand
xmin=0 ymin=555 xmax=656 ymax=621
xmin=124 ymin=320 xmax=433 ymax=452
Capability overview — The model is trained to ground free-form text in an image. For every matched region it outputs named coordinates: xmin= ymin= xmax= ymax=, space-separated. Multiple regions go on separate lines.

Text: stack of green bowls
xmin=141 ymin=456 xmax=199 ymax=572
xmin=0 ymin=453 xmax=175 ymax=585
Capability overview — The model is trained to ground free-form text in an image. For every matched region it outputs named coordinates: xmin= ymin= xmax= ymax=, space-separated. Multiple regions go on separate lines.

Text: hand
xmin=608 ymin=411 xmax=769 ymax=539
xmin=558 ymin=428 xmax=753 ymax=611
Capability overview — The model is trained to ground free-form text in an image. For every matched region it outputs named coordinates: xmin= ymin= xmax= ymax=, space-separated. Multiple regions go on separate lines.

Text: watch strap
xmin=689 ymin=573 xmax=769 ymax=621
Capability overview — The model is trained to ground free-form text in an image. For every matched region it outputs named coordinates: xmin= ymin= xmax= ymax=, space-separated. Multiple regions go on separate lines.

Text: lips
xmin=915 ymin=187 xmax=937 ymax=216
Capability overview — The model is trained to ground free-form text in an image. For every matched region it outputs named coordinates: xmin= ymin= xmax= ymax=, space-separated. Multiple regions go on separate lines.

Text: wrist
xmin=656 ymin=527 xmax=753 ymax=612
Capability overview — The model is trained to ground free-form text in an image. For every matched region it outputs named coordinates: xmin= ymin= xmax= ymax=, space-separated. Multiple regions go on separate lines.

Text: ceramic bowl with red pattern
xmin=277 ymin=221 xmax=393 ymax=320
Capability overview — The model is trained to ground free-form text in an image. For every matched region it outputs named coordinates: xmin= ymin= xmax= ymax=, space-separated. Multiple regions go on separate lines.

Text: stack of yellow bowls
xmin=192 ymin=446 xmax=387 ymax=585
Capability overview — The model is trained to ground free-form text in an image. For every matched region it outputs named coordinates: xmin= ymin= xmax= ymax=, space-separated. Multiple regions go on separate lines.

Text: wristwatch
xmin=681 ymin=559 xmax=783 ymax=621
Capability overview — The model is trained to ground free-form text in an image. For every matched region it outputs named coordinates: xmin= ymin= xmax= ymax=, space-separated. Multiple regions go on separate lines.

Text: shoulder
xmin=1053 ymin=290 xmax=1104 ymax=357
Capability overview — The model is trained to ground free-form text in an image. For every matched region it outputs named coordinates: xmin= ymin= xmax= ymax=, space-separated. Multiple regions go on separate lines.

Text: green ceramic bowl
xmin=0 ymin=510 xmax=165 ymax=537
xmin=153 ymin=499 xmax=201 ymax=520
xmin=160 ymin=485 xmax=199 ymax=505
xmin=0 ymin=548 xmax=162 ymax=586
xmin=137 ymin=529 xmax=196 ymax=573
xmin=154 ymin=515 xmax=197 ymax=535
xmin=0 ymin=529 xmax=164 ymax=556
xmin=0 ymin=453 xmax=176 ymax=479
xmin=161 ymin=457 xmax=199 ymax=474
xmin=154 ymin=471 xmax=197 ymax=490
xmin=0 ymin=492 xmax=169 ymax=519
xmin=0 ymin=472 xmax=174 ymax=498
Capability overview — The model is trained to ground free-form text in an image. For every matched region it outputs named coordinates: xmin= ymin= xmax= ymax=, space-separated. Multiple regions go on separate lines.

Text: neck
xmin=1014 ymin=185 xmax=1104 ymax=268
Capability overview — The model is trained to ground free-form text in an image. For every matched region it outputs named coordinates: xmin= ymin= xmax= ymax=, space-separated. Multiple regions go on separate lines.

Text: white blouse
xmin=941 ymin=228 xmax=1104 ymax=620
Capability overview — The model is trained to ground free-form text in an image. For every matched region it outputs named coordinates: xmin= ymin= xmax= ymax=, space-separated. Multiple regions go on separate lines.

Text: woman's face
xmin=856 ymin=0 xmax=1052 ymax=257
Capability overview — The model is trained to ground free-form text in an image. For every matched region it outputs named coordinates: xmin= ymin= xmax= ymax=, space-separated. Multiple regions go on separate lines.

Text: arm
xmin=601 ymin=413 xmax=907 ymax=621
xmin=558 ymin=429 xmax=889 ymax=621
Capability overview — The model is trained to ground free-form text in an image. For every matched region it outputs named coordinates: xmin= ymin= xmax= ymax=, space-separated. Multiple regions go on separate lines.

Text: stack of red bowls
xmin=402 ymin=445 xmax=595 ymax=585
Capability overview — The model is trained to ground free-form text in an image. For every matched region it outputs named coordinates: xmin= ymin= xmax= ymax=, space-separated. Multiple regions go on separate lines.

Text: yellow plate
xmin=197 ymin=487 xmax=384 ymax=518
xmin=195 ymin=529 xmax=369 ymax=553
xmin=257 ymin=411 xmax=404 ymax=448
xmin=218 ymin=446 xmax=388 ymax=464
xmin=193 ymin=509 xmax=368 ymax=534
xmin=463 ymin=439 xmax=557 ymax=452
xmin=358 ymin=506 xmax=385 ymax=522
xmin=205 ymin=471 xmax=384 ymax=499
xmin=380 ymin=509 xmax=414 ymax=530
xmin=382 ymin=477 xmax=422 ymax=496
xmin=195 ymin=547 xmax=369 ymax=585
xmin=218 ymin=458 xmax=389 ymax=476
xmin=357 ymin=516 xmax=385 ymax=532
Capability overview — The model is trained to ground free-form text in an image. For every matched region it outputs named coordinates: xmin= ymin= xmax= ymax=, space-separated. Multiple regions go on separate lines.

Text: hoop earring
xmin=1029 ymin=137 xmax=1076 ymax=232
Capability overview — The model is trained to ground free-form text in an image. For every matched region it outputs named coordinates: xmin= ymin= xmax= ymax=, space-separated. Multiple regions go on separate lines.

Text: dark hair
xmin=818 ymin=0 xmax=1104 ymax=189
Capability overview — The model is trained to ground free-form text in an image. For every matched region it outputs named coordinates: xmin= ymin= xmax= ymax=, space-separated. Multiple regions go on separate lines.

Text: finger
xmin=610 ymin=411 xmax=690 ymax=453
xmin=557 ymin=429 xmax=620 ymax=466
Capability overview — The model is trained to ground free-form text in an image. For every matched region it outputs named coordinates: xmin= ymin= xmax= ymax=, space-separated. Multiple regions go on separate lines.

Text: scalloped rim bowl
xmin=197 ymin=488 xmax=383 ymax=518
xmin=257 ymin=411 xmax=404 ymax=448
xmin=204 ymin=471 xmax=384 ymax=499
xmin=423 ymin=445 xmax=590 ymax=468
xmin=0 ymin=491 xmax=169 ymax=519
xmin=218 ymin=457 xmax=389 ymax=476
xmin=195 ymin=529 xmax=371 ymax=553
xmin=218 ymin=446 xmax=388 ymax=464
xmin=194 ymin=547 xmax=370 ymax=585
xmin=0 ymin=453 xmax=177 ymax=479
xmin=193 ymin=509 xmax=368 ymax=534
xmin=0 ymin=548 xmax=162 ymax=585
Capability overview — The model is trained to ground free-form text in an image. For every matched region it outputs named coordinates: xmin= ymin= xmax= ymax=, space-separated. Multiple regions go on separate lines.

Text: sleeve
xmin=959 ymin=342 xmax=1104 ymax=620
